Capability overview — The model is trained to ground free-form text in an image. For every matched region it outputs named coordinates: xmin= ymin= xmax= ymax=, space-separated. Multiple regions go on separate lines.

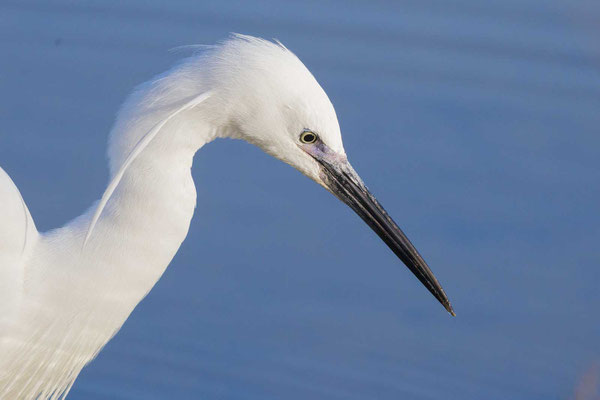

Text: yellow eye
xmin=300 ymin=131 xmax=318 ymax=144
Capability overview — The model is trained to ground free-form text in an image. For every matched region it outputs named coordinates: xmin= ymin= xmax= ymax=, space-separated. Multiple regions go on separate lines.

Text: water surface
xmin=0 ymin=1 xmax=599 ymax=398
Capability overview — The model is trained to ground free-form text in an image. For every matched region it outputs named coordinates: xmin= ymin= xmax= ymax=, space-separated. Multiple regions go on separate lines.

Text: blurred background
xmin=1 ymin=0 xmax=599 ymax=399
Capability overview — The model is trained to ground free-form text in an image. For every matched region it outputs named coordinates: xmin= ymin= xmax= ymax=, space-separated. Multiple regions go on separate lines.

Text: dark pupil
xmin=303 ymin=133 xmax=315 ymax=142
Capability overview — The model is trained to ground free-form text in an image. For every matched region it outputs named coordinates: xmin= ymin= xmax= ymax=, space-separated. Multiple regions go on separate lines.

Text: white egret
xmin=0 ymin=34 xmax=454 ymax=399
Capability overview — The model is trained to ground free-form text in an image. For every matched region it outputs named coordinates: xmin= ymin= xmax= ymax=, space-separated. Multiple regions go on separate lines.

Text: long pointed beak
xmin=305 ymin=142 xmax=454 ymax=316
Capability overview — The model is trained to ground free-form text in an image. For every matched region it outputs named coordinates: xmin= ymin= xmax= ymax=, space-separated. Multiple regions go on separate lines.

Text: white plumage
xmin=0 ymin=34 xmax=452 ymax=399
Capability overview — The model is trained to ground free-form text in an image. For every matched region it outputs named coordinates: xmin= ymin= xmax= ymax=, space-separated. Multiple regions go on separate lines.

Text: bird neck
xmin=0 ymin=102 xmax=215 ymax=400
xmin=76 ymin=55 xmax=229 ymax=313
xmin=85 ymin=124 xmax=211 ymax=306
xmin=4 ymin=63 xmax=231 ymax=398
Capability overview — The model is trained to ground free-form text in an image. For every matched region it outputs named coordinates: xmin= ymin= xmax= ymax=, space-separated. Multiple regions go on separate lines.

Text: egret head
xmin=195 ymin=35 xmax=342 ymax=188
xmin=197 ymin=35 xmax=455 ymax=315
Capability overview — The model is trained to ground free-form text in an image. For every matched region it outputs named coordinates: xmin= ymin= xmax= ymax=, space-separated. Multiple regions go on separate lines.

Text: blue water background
xmin=1 ymin=1 xmax=599 ymax=398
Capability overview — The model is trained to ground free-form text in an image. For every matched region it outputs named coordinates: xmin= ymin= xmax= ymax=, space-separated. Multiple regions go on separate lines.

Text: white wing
xmin=0 ymin=166 xmax=37 ymax=331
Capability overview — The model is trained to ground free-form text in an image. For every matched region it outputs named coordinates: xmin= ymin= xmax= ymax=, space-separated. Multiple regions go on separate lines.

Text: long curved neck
xmin=1 ymin=61 xmax=227 ymax=398
xmin=83 ymin=122 xmax=211 ymax=305
xmin=1 ymin=94 xmax=216 ymax=400
xmin=86 ymin=70 xmax=217 ymax=300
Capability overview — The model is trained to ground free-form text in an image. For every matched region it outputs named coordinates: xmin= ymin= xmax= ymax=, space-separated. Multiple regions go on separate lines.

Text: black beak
xmin=313 ymin=149 xmax=455 ymax=316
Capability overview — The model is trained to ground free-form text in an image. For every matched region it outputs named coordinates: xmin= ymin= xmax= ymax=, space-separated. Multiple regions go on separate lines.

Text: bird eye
xmin=300 ymin=131 xmax=318 ymax=144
